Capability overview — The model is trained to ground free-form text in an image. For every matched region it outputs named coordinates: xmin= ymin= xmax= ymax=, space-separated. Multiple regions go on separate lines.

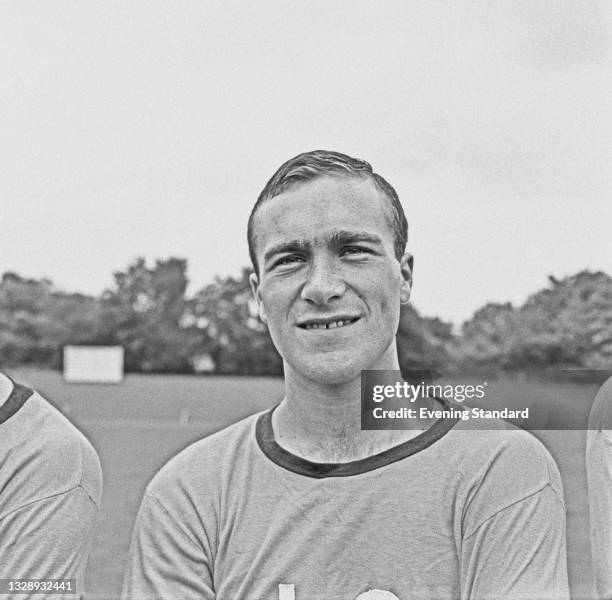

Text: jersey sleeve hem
xmin=463 ymin=482 xmax=564 ymax=541
xmin=0 ymin=484 xmax=100 ymax=523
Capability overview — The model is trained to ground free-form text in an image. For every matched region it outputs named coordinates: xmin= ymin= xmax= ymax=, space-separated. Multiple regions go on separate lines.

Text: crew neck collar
xmin=0 ymin=378 xmax=34 ymax=425
xmin=255 ymin=398 xmax=461 ymax=478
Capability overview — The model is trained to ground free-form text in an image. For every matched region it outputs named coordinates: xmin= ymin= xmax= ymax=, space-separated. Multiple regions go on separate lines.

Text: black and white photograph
xmin=1 ymin=2 xmax=611 ymax=599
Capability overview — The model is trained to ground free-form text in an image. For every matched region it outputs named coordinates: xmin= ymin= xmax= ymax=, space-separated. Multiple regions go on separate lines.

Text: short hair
xmin=248 ymin=150 xmax=408 ymax=274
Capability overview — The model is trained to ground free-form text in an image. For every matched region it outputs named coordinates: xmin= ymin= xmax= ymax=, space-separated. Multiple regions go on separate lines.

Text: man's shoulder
xmin=449 ymin=412 xmax=543 ymax=443
xmin=439 ymin=416 xmax=564 ymax=500
xmin=146 ymin=410 xmax=265 ymax=497
xmin=0 ymin=390 xmax=103 ymax=518
xmin=420 ymin=415 xmax=566 ymax=540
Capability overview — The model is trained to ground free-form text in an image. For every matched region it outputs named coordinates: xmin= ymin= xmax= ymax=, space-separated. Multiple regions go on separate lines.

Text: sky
xmin=2 ymin=1 xmax=611 ymax=325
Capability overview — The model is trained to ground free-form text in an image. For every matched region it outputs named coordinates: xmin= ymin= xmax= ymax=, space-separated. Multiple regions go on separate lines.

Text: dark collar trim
xmin=256 ymin=399 xmax=461 ymax=478
xmin=0 ymin=379 xmax=34 ymax=425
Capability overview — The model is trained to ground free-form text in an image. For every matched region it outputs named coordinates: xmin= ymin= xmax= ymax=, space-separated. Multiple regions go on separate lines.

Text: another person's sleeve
xmin=587 ymin=377 xmax=612 ymax=599
xmin=587 ymin=431 xmax=612 ymax=599
xmin=121 ymin=492 xmax=215 ymax=600
xmin=0 ymin=486 xmax=99 ymax=600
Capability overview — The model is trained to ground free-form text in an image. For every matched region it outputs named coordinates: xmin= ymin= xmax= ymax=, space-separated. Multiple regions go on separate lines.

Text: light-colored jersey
xmin=587 ymin=376 xmax=612 ymax=599
xmin=123 ymin=406 xmax=568 ymax=600
xmin=0 ymin=378 xmax=103 ymax=600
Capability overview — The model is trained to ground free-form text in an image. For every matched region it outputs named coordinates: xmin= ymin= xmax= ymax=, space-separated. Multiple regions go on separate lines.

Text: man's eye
xmin=342 ymin=246 xmax=370 ymax=256
xmin=275 ymin=255 xmax=304 ymax=267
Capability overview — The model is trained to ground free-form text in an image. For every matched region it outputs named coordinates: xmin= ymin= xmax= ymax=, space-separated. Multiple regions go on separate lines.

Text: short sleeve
xmin=0 ymin=486 xmax=99 ymax=600
xmin=587 ymin=377 xmax=612 ymax=599
xmin=460 ymin=483 xmax=569 ymax=600
xmin=122 ymin=493 xmax=215 ymax=600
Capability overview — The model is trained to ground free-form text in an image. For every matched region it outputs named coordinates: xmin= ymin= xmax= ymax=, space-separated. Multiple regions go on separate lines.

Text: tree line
xmin=0 ymin=259 xmax=610 ymax=375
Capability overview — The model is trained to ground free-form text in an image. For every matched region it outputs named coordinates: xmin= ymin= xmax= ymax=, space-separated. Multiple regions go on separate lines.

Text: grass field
xmin=6 ymin=368 xmax=602 ymax=600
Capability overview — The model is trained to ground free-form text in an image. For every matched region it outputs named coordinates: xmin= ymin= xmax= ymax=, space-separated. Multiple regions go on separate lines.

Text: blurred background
xmin=1 ymin=1 xmax=611 ymax=598
xmin=1 ymin=1 xmax=611 ymax=376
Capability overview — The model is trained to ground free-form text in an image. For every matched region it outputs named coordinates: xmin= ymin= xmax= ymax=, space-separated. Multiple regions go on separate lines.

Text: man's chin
xmin=288 ymin=356 xmax=364 ymax=386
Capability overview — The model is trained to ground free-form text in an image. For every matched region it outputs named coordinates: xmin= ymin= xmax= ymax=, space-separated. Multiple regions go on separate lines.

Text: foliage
xmin=1 ymin=262 xmax=610 ymax=375
xmin=459 ymin=270 xmax=612 ymax=370
xmin=396 ymin=304 xmax=456 ymax=373
xmin=0 ymin=272 xmax=103 ymax=368
xmin=101 ymin=258 xmax=202 ymax=373
xmin=189 ymin=268 xmax=282 ymax=375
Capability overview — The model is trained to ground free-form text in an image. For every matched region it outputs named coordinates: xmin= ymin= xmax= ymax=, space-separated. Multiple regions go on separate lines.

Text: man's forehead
xmin=254 ymin=175 xmax=392 ymax=230
xmin=272 ymin=173 xmax=383 ymax=204
xmin=250 ymin=173 xmax=398 ymax=266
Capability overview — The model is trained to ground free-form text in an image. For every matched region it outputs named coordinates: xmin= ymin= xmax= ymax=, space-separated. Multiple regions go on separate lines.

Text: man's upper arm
xmin=452 ymin=428 xmax=570 ymax=600
xmin=0 ymin=486 xmax=99 ymax=600
xmin=122 ymin=492 xmax=215 ymax=600
xmin=460 ymin=482 xmax=569 ymax=599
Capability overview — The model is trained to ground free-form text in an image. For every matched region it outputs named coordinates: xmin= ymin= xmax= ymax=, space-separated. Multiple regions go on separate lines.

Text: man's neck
xmin=272 ymin=368 xmax=434 ymax=463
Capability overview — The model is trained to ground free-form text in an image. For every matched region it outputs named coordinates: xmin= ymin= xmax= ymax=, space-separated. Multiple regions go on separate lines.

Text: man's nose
xmin=300 ymin=258 xmax=346 ymax=305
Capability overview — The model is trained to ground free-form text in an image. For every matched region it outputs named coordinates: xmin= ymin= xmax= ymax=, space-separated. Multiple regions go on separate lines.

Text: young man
xmin=587 ymin=376 xmax=612 ymax=599
xmin=0 ymin=372 xmax=102 ymax=599
xmin=123 ymin=150 xmax=569 ymax=599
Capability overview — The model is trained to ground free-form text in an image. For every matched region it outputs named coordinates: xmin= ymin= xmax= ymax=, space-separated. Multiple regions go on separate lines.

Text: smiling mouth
xmin=298 ymin=317 xmax=360 ymax=330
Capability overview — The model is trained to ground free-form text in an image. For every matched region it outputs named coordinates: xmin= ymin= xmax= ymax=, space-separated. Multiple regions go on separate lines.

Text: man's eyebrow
xmin=327 ymin=230 xmax=384 ymax=245
xmin=262 ymin=232 xmax=383 ymax=264
xmin=263 ymin=239 xmax=311 ymax=263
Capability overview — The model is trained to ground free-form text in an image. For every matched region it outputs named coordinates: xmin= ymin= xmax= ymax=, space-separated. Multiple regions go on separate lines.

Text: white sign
xmin=63 ymin=346 xmax=124 ymax=383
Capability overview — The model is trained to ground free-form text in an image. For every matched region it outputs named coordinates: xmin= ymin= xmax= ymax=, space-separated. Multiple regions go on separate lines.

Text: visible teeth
xmin=305 ymin=319 xmax=352 ymax=330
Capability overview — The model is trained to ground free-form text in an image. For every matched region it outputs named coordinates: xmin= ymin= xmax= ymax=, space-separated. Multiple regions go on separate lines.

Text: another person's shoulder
xmin=586 ymin=376 xmax=612 ymax=600
xmin=0 ymin=384 xmax=103 ymax=517
xmin=588 ymin=375 xmax=612 ymax=431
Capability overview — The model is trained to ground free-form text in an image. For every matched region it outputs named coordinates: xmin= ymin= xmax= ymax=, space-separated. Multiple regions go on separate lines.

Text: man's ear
xmin=399 ymin=252 xmax=413 ymax=305
xmin=249 ymin=272 xmax=267 ymax=323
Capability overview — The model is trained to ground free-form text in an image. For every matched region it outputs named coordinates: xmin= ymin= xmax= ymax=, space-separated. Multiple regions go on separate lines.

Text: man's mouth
xmin=297 ymin=317 xmax=360 ymax=330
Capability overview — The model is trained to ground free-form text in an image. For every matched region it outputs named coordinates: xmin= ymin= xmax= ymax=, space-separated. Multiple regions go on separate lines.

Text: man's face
xmin=250 ymin=175 xmax=412 ymax=385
